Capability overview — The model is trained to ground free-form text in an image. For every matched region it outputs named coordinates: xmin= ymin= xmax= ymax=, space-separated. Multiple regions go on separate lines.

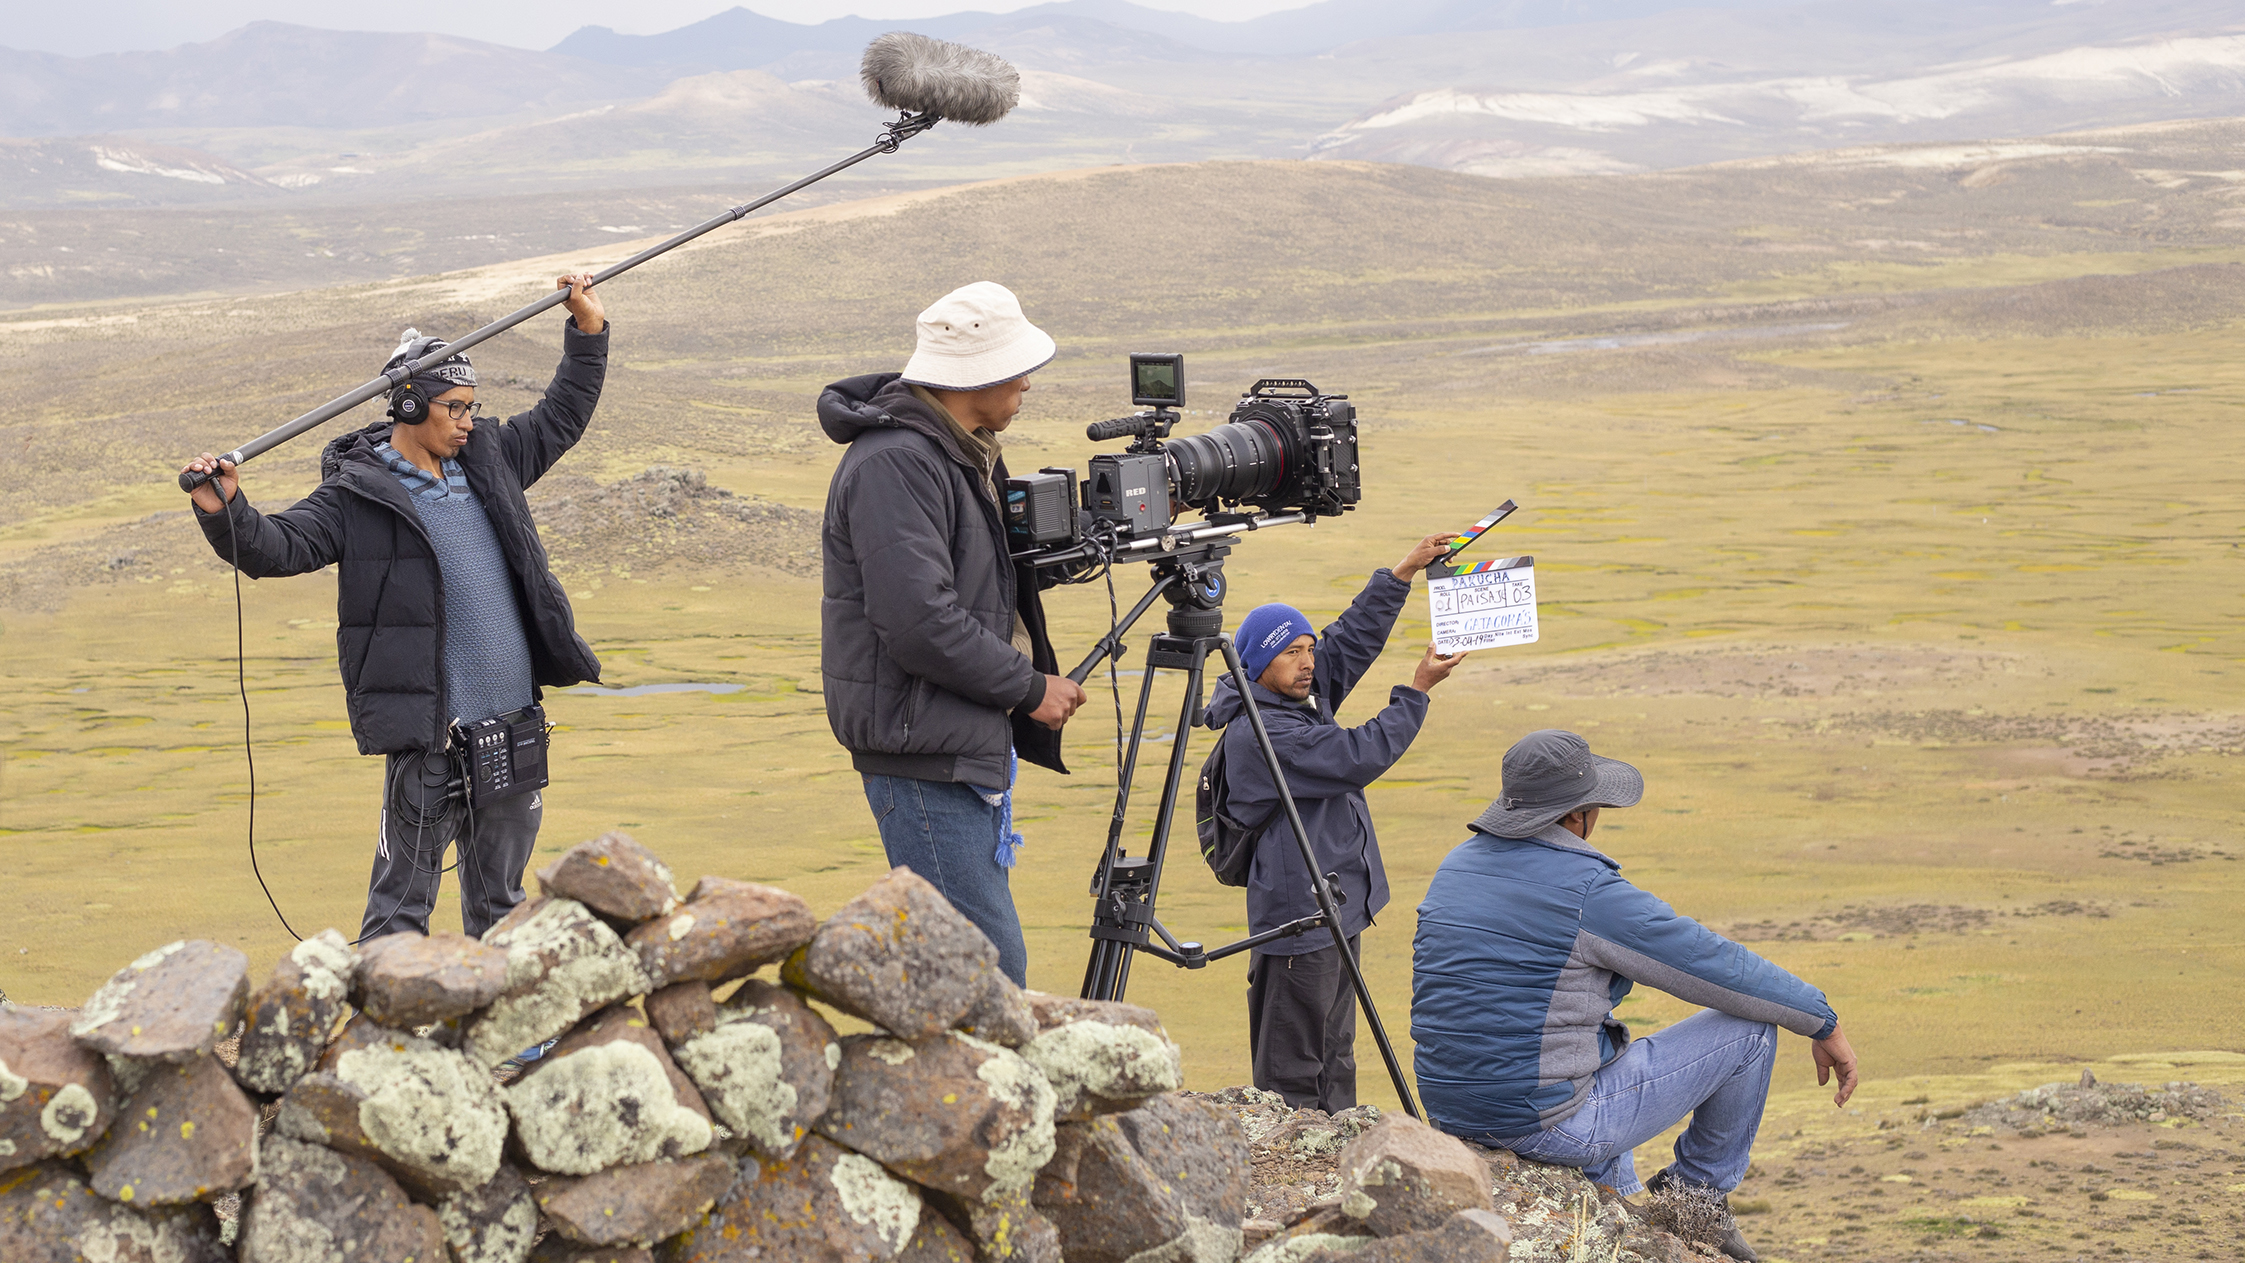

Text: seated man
xmin=1411 ymin=730 xmax=1859 ymax=1262
xmin=1204 ymin=532 xmax=1463 ymax=1112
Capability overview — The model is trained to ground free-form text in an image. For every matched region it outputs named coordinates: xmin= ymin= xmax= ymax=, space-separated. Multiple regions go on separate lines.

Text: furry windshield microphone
xmin=861 ymin=32 xmax=1021 ymax=126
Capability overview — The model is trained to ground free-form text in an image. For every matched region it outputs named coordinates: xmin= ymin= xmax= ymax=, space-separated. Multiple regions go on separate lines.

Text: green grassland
xmin=6 ymin=122 xmax=2245 ymax=1257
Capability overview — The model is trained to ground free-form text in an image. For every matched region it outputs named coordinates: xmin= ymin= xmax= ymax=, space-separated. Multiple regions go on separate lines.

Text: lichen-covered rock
xmin=239 ymin=1134 xmax=448 ymax=1263
xmin=465 ymin=897 xmax=650 ymax=1068
xmin=628 ymin=877 xmax=816 ymax=990
xmin=897 ymin=1204 xmax=976 ymax=1263
xmin=355 ymin=931 xmax=509 ymax=1028
xmin=505 ymin=1012 xmax=713 ymax=1175
xmin=70 ymin=941 xmax=250 ymax=1064
xmin=533 ymin=1240 xmax=654 ymax=1263
xmin=1293 ymin=1211 xmax=1512 ymax=1262
xmin=81 ymin=1053 xmax=256 ymax=1205
xmin=0 ymin=1161 xmax=230 ymax=1262
xmin=817 ymin=1031 xmax=1055 ymax=1208
xmin=957 ymin=972 xmax=1037 ymax=1048
xmin=0 ymin=1007 xmax=115 ymax=1171
xmin=782 ymin=868 xmax=1001 ymax=1040
xmin=661 ymin=1133 xmax=922 ymax=1262
xmin=1333 ymin=1115 xmax=1494 ymax=1238
xmin=274 ymin=1023 xmax=509 ymax=1198
xmin=1022 ymin=993 xmax=1162 ymax=1035
xmin=538 ymin=833 xmax=681 ymax=924
xmin=1021 ymin=1014 xmax=1182 ymax=1121
xmin=920 ymin=1189 xmax=1062 ymax=1263
xmin=235 ymin=930 xmax=357 ymax=1096
xmin=1118 ymin=1094 xmax=1252 ymax=1247
xmin=534 ymin=1153 xmax=736 ymax=1247
xmin=439 ymin=1164 xmax=538 ymax=1263
xmin=643 ymin=983 xmax=718 ymax=1047
xmin=672 ymin=980 xmax=837 ymax=1156
xmin=1032 ymin=1115 xmax=1192 ymax=1263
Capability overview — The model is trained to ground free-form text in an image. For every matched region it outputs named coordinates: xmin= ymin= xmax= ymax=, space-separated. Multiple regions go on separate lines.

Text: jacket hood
xmin=320 ymin=419 xmax=395 ymax=481
xmin=818 ymin=372 xmax=974 ymax=465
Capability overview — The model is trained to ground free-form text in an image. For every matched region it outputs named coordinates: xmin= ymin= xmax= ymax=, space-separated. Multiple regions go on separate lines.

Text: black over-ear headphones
xmin=390 ymin=381 xmax=428 ymax=422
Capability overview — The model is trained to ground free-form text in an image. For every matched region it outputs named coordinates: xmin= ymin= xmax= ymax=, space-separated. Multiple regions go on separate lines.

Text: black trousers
xmin=1247 ymin=934 xmax=1359 ymax=1114
xmin=360 ymin=750 xmax=542 ymax=943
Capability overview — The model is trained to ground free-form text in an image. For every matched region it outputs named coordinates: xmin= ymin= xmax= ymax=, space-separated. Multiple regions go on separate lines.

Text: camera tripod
xmin=1068 ymin=539 xmax=1420 ymax=1118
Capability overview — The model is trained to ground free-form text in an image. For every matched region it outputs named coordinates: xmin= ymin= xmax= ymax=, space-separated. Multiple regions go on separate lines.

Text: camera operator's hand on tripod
xmin=1029 ymin=674 xmax=1086 ymax=730
xmin=1394 ymin=532 xmax=1460 ymax=583
xmin=1411 ymin=644 xmax=1467 ymax=694
xmin=182 ymin=453 xmax=240 ymax=515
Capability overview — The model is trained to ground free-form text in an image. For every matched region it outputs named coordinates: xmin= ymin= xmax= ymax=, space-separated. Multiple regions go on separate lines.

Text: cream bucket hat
xmin=899 ymin=281 xmax=1057 ymax=390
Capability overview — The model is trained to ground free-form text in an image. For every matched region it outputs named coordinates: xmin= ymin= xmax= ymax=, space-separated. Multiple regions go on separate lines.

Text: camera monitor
xmin=1130 ymin=352 xmax=1184 ymax=408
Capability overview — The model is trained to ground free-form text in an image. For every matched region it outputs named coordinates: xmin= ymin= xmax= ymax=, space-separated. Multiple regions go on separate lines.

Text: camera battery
xmin=1006 ymin=467 xmax=1080 ymax=547
xmin=1085 ymin=453 xmax=1169 ymax=538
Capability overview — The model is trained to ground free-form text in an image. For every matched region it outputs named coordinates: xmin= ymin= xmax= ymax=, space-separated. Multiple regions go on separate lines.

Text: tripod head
xmin=1153 ymin=542 xmax=1228 ymax=640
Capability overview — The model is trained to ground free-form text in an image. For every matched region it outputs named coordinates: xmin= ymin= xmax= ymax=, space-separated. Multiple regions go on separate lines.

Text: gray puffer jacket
xmin=818 ymin=373 xmax=1066 ymax=789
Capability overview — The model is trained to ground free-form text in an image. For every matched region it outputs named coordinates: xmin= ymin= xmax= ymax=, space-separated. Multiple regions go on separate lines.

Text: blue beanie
xmin=1234 ymin=603 xmax=1313 ymax=682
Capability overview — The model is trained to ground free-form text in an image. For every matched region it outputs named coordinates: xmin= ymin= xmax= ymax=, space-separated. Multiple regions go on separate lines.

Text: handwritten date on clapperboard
xmin=1426 ymin=556 xmax=1538 ymax=655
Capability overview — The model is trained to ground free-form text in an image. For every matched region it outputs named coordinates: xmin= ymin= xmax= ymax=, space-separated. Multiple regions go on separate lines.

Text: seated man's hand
xmin=1813 ymin=1024 xmax=1859 ymax=1107
xmin=1410 ymin=644 xmax=1467 ymax=693
xmin=1029 ymin=674 xmax=1086 ymax=730
xmin=1393 ymin=532 xmax=1458 ymax=583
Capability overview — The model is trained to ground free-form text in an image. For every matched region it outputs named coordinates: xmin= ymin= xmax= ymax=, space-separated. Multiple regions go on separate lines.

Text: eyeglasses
xmin=432 ymin=399 xmax=483 ymax=420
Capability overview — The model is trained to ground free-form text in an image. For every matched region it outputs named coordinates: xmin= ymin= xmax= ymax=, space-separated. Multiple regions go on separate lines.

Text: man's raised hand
xmin=1393 ymin=531 xmax=1458 ymax=583
xmin=1813 ymin=1025 xmax=1859 ymax=1107
xmin=1411 ymin=644 xmax=1467 ymax=693
xmin=181 ymin=453 xmax=239 ymax=515
xmin=557 ymin=273 xmax=605 ymax=334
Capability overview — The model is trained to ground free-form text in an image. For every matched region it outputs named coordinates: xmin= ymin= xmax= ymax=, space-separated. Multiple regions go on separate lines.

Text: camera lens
xmin=1167 ymin=412 xmax=1292 ymax=505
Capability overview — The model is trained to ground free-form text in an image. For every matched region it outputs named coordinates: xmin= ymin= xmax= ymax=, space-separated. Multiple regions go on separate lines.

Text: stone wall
xmin=0 ymin=831 xmax=1681 ymax=1262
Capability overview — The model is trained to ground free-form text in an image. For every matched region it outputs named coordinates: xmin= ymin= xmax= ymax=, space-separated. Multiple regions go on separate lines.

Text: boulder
xmin=0 ymin=1007 xmax=115 ymax=1171
xmin=506 ymin=1008 xmax=713 ymax=1175
xmin=80 ymin=1053 xmax=256 ymax=1205
xmin=782 ymin=868 xmax=999 ymax=1039
xmin=538 ymin=833 xmax=681 ymax=924
xmin=70 ymin=940 xmax=249 ymax=1064
xmin=0 ymin=1161 xmax=229 ymax=1262
xmin=628 ymin=877 xmax=816 ymax=990
xmin=274 ymin=1023 xmax=509 ymax=1198
xmin=672 ymin=980 xmax=837 ymax=1156
xmin=464 ymin=897 xmax=651 ymax=1068
xmin=1297 ymin=1211 xmax=1512 ymax=1262
xmin=535 ymin=1241 xmax=654 ymax=1263
xmin=1034 ymin=1096 xmax=1248 ymax=1263
xmin=534 ymin=1153 xmax=737 ymax=1247
xmin=438 ymin=1163 xmax=539 ymax=1263
xmin=817 ymin=1032 xmax=1055 ymax=1206
xmin=1020 ymin=1013 xmax=1182 ymax=1122
xmin=1333 ymin=1115 xmax=1494 ymax=1238
xmin=238 ymin=1134 xmax=448 ymax=1263
xmin=898 ymin=1204 xmax=976 ymax=1263
xmin=354 ymin=930 xmax=509 ymax=1028
xmin=919 ymin=1190 xmax=1063 ymax=1263
xmin=234 ymin=930 xmax=358 ymax=1096
xmin=1023 ymin=993 xmax=1162 ymax=1035
xmin=957 ymin=972 xmax=1037 ymax=1048
xmin=661 ymin=1133 xmax=923 ymax=1262
xmin=643 ymin=983 xmax=719 ymax=1046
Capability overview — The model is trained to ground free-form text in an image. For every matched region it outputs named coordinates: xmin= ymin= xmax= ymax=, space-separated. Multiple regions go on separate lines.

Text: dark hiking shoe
xmin=1645 ymin=1167 xmax=1759 ymax=1262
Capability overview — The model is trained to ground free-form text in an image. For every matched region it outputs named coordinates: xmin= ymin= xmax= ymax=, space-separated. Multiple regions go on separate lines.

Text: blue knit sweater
xmin=378 ymin=444 xmax=534 ymax=725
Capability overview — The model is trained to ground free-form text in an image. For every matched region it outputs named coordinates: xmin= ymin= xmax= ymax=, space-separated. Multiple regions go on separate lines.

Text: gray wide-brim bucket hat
xmin=1470 ymin=728 xmax=1644 ymax=838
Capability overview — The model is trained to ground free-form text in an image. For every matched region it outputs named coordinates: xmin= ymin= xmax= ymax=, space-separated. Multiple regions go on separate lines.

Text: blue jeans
xmin=861 ymin=774 xmax=1029 ymax=986
xmin=1499 ymin=1010 xmax=1777 ymax=1195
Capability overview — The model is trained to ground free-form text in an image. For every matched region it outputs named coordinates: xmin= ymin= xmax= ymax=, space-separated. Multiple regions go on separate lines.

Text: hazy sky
xmin=9 ymin=0 xmax=1305 ymax=57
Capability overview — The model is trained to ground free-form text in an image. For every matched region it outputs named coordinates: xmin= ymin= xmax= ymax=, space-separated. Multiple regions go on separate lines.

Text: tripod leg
xmin=1084 ymin=657 xmax=1165 ymax=1001
xmin=1105 ymin=651 xmax=1205 ymax=1004
xmin=1215 ymin=638 xmax=1422 ymax=1120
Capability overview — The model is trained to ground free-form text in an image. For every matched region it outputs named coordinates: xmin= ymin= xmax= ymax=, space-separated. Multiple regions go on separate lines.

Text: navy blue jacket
xmin=1412 ymin=822 xmax=1839 ymax=1141
xmin=1203 ymin=570 xmax=1426 ymax=955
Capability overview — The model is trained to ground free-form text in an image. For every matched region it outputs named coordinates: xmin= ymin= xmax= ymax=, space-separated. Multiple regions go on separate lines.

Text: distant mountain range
xmin=2 ymin=0 xmax=2242 ymax=208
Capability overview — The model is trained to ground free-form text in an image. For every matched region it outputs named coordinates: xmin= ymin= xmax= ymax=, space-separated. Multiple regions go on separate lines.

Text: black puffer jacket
xmin=195 ymin=321 xmax=607 ymax=756
xmin=818 ymin=372 xmax=1065 ymax=788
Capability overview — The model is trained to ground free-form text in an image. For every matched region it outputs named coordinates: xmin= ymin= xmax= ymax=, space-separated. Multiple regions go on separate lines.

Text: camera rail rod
xmin=180 ymin=111 xmax=941 ymax=493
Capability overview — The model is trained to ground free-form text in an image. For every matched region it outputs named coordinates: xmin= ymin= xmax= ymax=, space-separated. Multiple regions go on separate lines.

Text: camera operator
xmin=818 ymin=281 xmax=1086 ymax=986
xmin=179 ymin=275 xmax=610 ymax=943
xmin=1204 ymin=533 xmax=1466 ymax=1111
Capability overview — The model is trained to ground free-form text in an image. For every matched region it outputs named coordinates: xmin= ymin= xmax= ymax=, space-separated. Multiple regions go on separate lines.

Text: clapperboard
xmin=1426 ymin=501 xmax=1538 ymax=655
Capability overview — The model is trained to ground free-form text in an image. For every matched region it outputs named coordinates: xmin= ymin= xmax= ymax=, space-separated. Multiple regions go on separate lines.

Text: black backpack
xmin=1197 ymin=731 xmax=1279 ymax=887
